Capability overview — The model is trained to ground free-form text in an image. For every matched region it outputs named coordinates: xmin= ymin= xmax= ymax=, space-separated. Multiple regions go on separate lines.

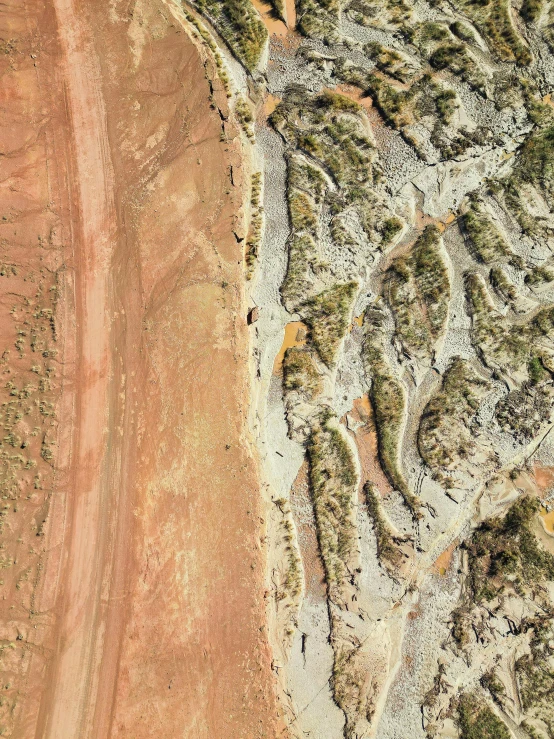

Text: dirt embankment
xmin=0 ymin=0 xmax=282 ymax=737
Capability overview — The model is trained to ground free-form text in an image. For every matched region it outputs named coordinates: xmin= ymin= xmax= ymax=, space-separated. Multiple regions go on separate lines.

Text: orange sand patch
xmin=541 ymin=508 xmax=554 ymax=535
xmin=533 ymin=463 xmax=554 ymax=493
xmin=328 ymin=84 xmax=374 ymax=113
xmin=284 ymin=0 xmax=297 ymax=27
xmin=251 ymin=0 xmax=288 ymax=35
xmin=414 ymin=208 xmax=437 ymax=231
xmin=350 ymin=313 xmax=364 ymax=331
xmin=345 ymin=395 xmax=393 ymax=500
xmin=273 ymin=321 xmax=308 ymax=373
xmin=432 ymin=541 xmax=457 ymax=577
xmin=533 ymin=514 xmax=554 ymax=556
xmin=415 ymin=208 xmax=456 ymax=233
xmin=264 ymin=93 xmax=282 ymax=117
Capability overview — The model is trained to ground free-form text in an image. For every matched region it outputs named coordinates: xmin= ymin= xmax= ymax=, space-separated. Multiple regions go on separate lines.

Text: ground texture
xmin=0 ymin=1 xmax=281 ymax=737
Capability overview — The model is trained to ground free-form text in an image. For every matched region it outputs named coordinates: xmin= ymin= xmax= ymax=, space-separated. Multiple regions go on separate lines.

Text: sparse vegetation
xmin=453 ymin=0 xmax=532 ymax=65
xmin=363 ymin=481 xmax=401 ymax=565
xmin=245 ymin=172 xmax=263 ymax=277
xmin=296 ymin=0 xmax=340 ymax=40
xmin=525 ymin=265 xmax=554 ymax=285
xmin=465 ymin=272 xmax=527 ymax=371
xmin=307 ymin=411 xmax=358 ymax=593
xmin=466 ymin=271 xmax=554 ymax=377
xmin=235 ymin=95 xmax=255 ymax=141
xmin=489 ymin=267 xmax=517 ymax=303
xmin=289 ymin=190 xmax=318 ymax=231
xmin=480 ymin=670 xmax=506 ymax=704
xmin=283 ymin=347 xmax=322 ymax=398
xmin=281 ymin=233 xmax=318 ymax=308
xmin=345 ymin=0 xmax=412 ymax=28
xmin=465 ymin=496 xmax=554 ymax=602
xmin=520 ymin=79 xmax=554 ymax=127
xmin=273 ymin=92 xmax=401 ymax=308
xmin=364 ymin=72 xmax=460 ymax=147
xmin=182 ymin=8 xmax=233 ymax=94
xmin=515 ymin=621 xmax=554 ymax=724
xmin=364 ymin=42 xmax=415 ymax=83
xmin=418 ymin=357 xmax=490 ymax=476
xmin=274 ymin=499 xmax=303 ymax=601
xmin=496 ymin=382 xmax=553 ymax=442
xmin=385 ymin=226 xmax=449 ymax=361
xmin=302 ymin=282 xmax=357 ymax=368
xmin=500 ymin=126 xmax=554 ymax=237
xmin=456 ymin=693 xmax=510 ymax=739
xmin=429 ymin=42 xmax=485 ymax=93
xmin=364 ymin=74 xmax=418 ymax=129
xmin=463 ymin=201 xmax=512 ymax=264
xmin=363 ymin=307 xmax=420 ymax=514
xmin=450 ymin=20 xmax=477 ymax=43
xmin=195 ymin=0 xmax=268 ymax=70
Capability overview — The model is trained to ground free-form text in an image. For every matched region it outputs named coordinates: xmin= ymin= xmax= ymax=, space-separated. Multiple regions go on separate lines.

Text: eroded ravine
xmin=1 ymin=0 xmax=283 ymax=737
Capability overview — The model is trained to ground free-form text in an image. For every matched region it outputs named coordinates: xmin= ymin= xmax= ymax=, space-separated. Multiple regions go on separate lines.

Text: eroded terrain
xmin=3 ymin=0 xmax=554 ymax=736
xmin=199 ymin=0 xmax=554 ymax=736
xmin=0 ymin=0 xmax=281 ymax=737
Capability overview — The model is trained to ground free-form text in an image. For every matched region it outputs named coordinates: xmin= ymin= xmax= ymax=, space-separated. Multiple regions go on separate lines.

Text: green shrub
xmin=363 ymin=313 xmax=420 ymax=514
xmin=463 ymin=201 xmax=512 ymax=264
xmin=303 ymin=282 xmax=357 ymax=367
xmin=521 ymin=0 xmax=543 ymax=22
xmin=456 ymin=693 xmax=510 ymax=739
xmin=465 ymin=496 xmax=554 ymax=602
xmin=283 ymin=348 xmax=322 ymax=397
xmin=363 ymin=481 xmax=401 ymax=565
xmin=386 ymin=226 xmax=449 ymax=360
xmin=525 ymin=265 xmax=554 ymax=285
xmin=194 ymin=0 xmax=267 ymax=70
xmin=307 ymin=412 xmax=357 ymax=589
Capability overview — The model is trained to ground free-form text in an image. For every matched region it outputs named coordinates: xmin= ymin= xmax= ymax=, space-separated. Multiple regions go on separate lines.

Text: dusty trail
xmin=37 ymin=0 xmax=120 ymax=736
xmin=0 ymin=0 xmax=283 ymax=737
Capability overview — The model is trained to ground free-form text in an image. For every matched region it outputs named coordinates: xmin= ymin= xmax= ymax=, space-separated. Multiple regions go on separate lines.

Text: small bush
xmin=456 ymin=693 xmax=510 ymax=739
xmin=302 ymin=282 xmax=357 ymax=367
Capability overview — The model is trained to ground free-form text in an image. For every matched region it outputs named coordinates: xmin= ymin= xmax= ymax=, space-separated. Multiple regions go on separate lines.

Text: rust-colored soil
xmin=533 ymin=462 xmax=554 ymax=493
xmin=273 ymin=321 xmax=307 ymax=375
xmin=431 ymin=540 xmax=457 ymax=577
xmin=0 ymin=1 xmax=281 ymax=737
xmin=345 ymin=395 xmax=393 ymax=500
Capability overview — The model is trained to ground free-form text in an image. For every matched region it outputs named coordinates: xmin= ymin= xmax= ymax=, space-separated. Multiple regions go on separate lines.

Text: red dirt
xmin=345 ymin=395 xmax=393 ymax=501
xmin=1 ymin=1 xmax=283 ymax=737
xmin=431 ymin=540 xmax=458 ymax=577
xmin=533 ymin=463 xmax=554 ymax=494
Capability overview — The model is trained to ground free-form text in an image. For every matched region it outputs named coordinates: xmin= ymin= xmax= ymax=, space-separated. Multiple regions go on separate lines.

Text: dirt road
xmin=0 ymin=1 xmax=282 ymax=737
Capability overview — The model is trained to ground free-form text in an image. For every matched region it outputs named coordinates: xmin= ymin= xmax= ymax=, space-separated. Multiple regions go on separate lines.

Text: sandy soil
xmin=0 ymin=1 xmax=282 ymax=737
xmin=273 ymin=321 xmax=307 ymax=374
